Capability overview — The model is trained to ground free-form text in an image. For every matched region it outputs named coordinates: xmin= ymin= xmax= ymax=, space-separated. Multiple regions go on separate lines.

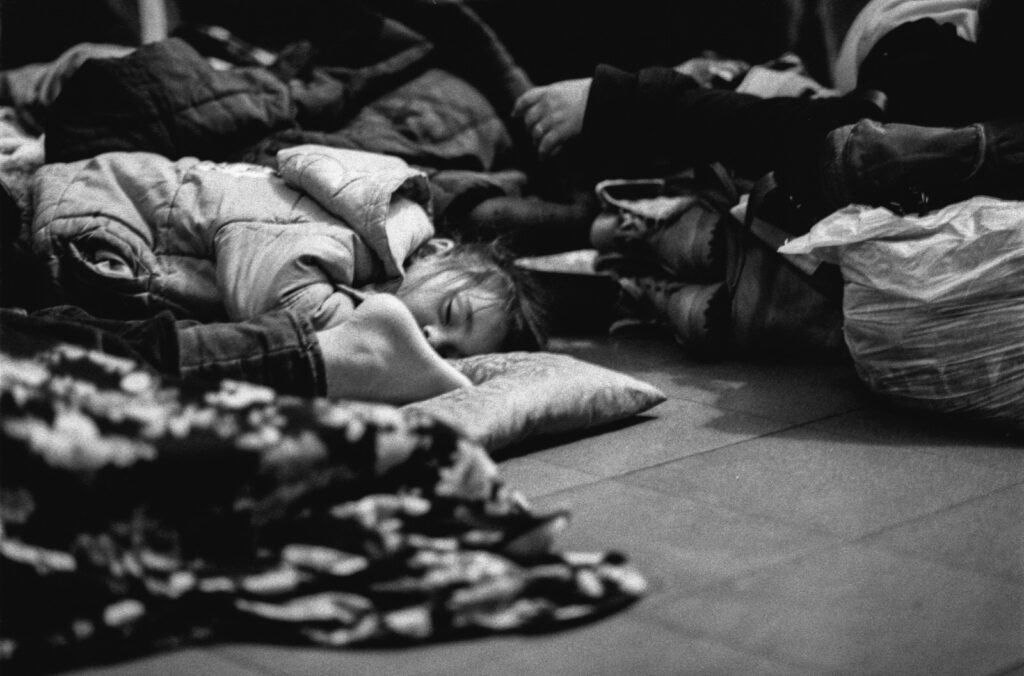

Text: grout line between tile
xmin=986 ymin=657 xmax=1024 ymax=676
xmin=646 ymin=535 xmax=1024 ymax=673
xmin=856 ymin=480 xmax=1024 ymax=537
xmin=687 ymin=398 xmax=868 ymax=427
xmin=213 ymin=648 xmax=296 ymax=676
xmin=645 ymin=535 xmax=850 ymax=607
xmin=632 ymin=594 xmax=835 ymax=674
xmin=847 ymin=481 xmax=1024 ymax=585
xmin=529 ymin=412 xmax=807 ymax=480
xmin=604 ymin=417 xmax=821 ymax=478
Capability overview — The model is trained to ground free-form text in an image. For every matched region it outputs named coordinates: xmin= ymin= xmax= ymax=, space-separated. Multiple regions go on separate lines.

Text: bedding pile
xmin=1 ymin=2 xmax=531 ymax=225
xmin=0 ymin=311 xmax=646 ymax=672
xmin=0 ymin=8 xmax=657 ymax=670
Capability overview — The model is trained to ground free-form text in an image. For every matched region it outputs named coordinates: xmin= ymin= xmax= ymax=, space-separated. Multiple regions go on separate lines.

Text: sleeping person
xmin=507 ymin=0 xmax=1023 ymax=361
xmin=9 ymin=237 xmax=544 ymax=404
xmin=20 ymin=145 xmax=546 ymax=404
xmin=511 ymin=0 xmax=1022 ymax=205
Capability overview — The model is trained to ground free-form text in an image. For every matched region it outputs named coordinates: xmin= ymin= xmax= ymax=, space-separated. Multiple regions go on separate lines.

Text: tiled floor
xmin=71 ymin=331 xmax=1024 ymax=676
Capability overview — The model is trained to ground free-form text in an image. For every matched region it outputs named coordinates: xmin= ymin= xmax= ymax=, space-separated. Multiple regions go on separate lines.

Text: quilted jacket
xmin=30 ymin=145 xmax=434 ymax=328
xmin=38 ymin=20 xmax=525 ymax=219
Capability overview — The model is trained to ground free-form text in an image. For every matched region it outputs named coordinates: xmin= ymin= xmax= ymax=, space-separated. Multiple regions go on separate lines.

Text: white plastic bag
xmin=780 ymin=197 xmax=1024 ymax=429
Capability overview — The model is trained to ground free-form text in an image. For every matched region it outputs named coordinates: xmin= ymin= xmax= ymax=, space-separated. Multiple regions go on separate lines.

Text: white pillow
xmin=405 ymin=351 xmax=666 ymax=454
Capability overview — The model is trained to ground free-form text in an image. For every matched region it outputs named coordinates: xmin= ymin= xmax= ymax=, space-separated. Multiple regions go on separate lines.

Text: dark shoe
xmin=590 ymin=203 xmax=726 ymax=282
xmin=665 ymin=281 xmax=731 ymax=360
xmin=798 ymin=118 xmax=1024 ymax=218
xmin=591 ymin=173 xmax=734 ymax=282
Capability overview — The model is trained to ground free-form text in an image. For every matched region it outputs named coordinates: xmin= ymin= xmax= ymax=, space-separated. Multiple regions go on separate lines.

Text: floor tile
xmin=621 ymin=430 xmax=1019 ymax=537
xmin=73 ymin=649 xmax=265 ymax=676
xmin=469 ymin=615 xmax=821 ymax=676
xmin=497 ymin=456 xmax=600 ymax=498
xmin=222 ymin=616 xmax=818 ymax=676
xmin=550 ymin=332 xmax=688 ymax=374
xmin=802 ymin=408 xmax=1024 ymax=476
xmin=651 ymin=544 xmax=1024 ymax=676
xmin=862 ymin=483 xmax=1024 ymax=583
xmin=533 ymin=397 xmax=786 ymax=478
xmin=554 ymin=334 xmax=872 ymax=423
xmin=531 ymin=480 xmax=838 ymax=599
xmin=661 ymin=362 xmax=871 ymax=424
xmin=217 ymin=637 xmax=523 ymax=676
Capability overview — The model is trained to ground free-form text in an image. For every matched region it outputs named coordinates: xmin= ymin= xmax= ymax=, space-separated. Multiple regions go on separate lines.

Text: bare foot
xmin=315 ymin=294 xmax=472 ymax=404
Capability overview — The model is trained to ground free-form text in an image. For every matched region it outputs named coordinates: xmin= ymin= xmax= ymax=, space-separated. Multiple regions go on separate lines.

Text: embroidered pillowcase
xmin=406 ymin=352 xmax=666 ymax=454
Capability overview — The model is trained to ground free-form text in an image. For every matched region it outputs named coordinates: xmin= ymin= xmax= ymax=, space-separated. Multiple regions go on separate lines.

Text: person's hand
xmin=674 ymin=56 xmax=749 ymax=89
xmin=512 ymin=77 xmax=592 ymax=158
xmin=0 ymin=136 xmax=45 ymax=174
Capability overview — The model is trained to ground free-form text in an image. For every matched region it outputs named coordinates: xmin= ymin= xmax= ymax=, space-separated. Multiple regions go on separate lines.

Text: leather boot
xmin=786 ymin=118 xmax=1024 ymax=219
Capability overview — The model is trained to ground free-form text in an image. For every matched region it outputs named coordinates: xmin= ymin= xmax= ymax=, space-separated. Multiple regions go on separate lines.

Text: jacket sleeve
xmin=581 ymin=64 xmax=701 ymax=179
xmin=214 ymin=220 xmax=363 ymax=331
xmin=581 ymin=64 xmax=879 ymax=180
xmin=44 ymin=38 xmax=294 ymax=163
xmin=217 ymin=146 xmax=434 ymax=331
xmin=277 ymin=146 xmax=435 ymax=279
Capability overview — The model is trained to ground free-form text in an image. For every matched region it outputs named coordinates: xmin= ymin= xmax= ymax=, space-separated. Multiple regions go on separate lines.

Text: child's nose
xmin=423 ymin=325 xmax=458 ymax=358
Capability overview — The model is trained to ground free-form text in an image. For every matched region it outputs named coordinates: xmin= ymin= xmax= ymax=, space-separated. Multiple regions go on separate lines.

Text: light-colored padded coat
xmin=30 ymin=145 xmax=434 ymax=329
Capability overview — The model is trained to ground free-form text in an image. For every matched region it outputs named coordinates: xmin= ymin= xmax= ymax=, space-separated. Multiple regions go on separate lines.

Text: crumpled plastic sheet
xmin=780 ymin=197 xmax=1024 ymax=427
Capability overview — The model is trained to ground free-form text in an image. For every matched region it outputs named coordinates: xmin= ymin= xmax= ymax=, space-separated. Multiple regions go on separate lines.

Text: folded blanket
xmin=0 ymin=314 xmax=646 ymax=672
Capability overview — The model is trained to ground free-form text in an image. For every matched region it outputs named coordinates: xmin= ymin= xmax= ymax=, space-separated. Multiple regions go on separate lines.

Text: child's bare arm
xmin=316 ymin=294 xmax=471 ymax=404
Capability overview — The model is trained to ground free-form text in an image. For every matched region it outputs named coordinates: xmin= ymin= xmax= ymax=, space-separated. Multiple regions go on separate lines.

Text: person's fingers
xmin=523 ymin=103 xmax=548 ymax=130
xmin=512 ymin=88 xmax=543 ymax=117
xmin=538 ymin=121 xmax=571 ymax=156
xmin=537 ymin=131 xmax=562 ymax=158
xmin=531 ymin=120 xmax=548 ymax=145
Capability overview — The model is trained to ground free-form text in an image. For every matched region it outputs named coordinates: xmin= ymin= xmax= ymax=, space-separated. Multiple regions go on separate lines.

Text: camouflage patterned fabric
xmin=0 ymin=335 xmax=645 ymax=673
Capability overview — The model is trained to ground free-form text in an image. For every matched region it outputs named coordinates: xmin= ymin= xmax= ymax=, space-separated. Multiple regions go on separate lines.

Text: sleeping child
xmin=21 ymin=145 xmax=546 ymax=404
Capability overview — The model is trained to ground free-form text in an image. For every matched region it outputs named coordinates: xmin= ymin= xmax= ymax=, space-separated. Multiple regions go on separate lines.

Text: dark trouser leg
xmin=175 ymin=312 xmax=325 ymax=396
xmin=28 ymin=306 xmax=326 ymax=396
xmin=583 ymin=65 xmax=882 ymax=181
xmin=27 ymin=306 xmax=183 ymax=371
xmin=660 ymin=87 xmax=882 ymax=178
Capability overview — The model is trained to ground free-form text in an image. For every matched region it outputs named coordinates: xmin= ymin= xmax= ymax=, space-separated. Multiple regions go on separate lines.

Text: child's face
xmin=397 ymin=267 xmax=510 ymax=358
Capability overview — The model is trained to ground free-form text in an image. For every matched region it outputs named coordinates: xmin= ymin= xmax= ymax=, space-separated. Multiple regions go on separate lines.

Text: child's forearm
xmin=316 ymin=294 xmax=471 ymax=405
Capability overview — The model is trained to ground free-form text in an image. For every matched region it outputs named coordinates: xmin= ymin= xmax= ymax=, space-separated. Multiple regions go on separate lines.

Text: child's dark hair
xmin=408 ymin=239 xmax=549 ymax=352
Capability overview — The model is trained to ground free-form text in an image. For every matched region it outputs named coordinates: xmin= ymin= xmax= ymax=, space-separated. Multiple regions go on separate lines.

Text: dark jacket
xmin=41 ymin=6 xmax=531 ymax=220
xmin=580 ymin=64 xmax=875 ymax=181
